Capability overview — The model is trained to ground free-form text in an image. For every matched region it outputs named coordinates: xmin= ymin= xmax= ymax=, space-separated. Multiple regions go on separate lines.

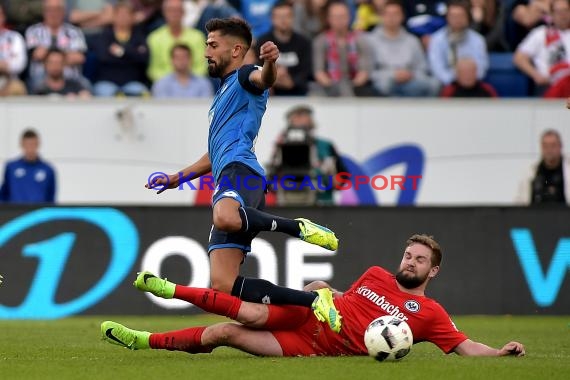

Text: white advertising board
xmin=0 ymin=98 xmax=568 ymax=205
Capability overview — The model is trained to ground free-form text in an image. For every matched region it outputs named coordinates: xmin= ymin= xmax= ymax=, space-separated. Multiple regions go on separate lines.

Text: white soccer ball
xmin=364 ymin=315 xmax=413 ymax=361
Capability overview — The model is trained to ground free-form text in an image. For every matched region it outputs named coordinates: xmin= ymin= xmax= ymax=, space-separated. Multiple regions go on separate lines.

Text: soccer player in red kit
xmin=101 ymin=234 xmax=525 ymax=357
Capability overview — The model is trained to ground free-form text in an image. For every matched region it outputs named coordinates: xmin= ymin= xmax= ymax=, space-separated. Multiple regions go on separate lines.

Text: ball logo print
xmin=0 ymin=208 xmax=138 ymax=319
xmin=364 ymin=315 xmax=414 ymax=362
xmin=404 ymin=300 xmax=421 ymax=313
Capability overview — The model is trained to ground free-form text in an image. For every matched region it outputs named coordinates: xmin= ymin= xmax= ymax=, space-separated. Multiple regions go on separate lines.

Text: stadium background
xmin=0 ymin=98 xmax=568 ymax=319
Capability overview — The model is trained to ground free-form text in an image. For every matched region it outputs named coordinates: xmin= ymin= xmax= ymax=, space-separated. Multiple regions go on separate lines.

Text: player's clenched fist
xmin=259 ymin=41 xmax=279 ymax=63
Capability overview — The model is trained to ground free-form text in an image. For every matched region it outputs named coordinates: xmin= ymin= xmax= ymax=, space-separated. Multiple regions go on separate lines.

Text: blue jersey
xmin=208 ymin=64 xmax=268 ymax=182
xmin=0 ymin=157 xmax=56 ymax=203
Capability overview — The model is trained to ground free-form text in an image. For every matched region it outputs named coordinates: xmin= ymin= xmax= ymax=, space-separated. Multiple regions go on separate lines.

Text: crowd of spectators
xmin=0 ymin=0 xmax=569 ymax=98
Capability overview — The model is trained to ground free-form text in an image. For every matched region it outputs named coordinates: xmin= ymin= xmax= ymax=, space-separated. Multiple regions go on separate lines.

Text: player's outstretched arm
xmin=454 ymin=339 xmax=525 ymax=357
xmin=250 ymin=41 xmax=279 ymax=90
xmin=146 ymin=152 xmax=211 ymax=194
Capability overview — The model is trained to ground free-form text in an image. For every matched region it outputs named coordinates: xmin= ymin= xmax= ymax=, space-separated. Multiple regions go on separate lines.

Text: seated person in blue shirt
xmin=0 ymin=129 xmax=56 ymax=203
xmin=152 ymin=43 xmax=213 ymax=98
xmin=427 ymin=0 xmax=488 ymax=87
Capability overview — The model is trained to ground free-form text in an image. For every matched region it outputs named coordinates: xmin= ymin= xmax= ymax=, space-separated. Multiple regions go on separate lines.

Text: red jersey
xmin=330 ymin=266 xmax=468 ymax=354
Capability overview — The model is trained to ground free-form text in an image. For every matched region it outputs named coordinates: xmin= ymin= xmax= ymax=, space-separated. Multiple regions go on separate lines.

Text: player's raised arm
xmin=250 ymin=41 xmax=279 ymax=90
xmin=453 ymin=339 xmax=525 ymax=357
xmin=146 ymin=152 xmax=212 ymax=194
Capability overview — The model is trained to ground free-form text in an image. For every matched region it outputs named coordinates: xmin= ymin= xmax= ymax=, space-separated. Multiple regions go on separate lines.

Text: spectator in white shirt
xmin=25 ymin=0 xmax=88 ymax=91
xmin=0 ymin=4 xmax=27 ymax=96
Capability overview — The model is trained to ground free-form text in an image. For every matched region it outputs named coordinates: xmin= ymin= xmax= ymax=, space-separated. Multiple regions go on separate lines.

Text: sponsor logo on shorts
xmin=222 ymin=190 xmax=239 ymax=199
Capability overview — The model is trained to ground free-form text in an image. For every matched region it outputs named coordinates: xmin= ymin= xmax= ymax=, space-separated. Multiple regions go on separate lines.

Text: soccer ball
xmin=364 ymin=315 xmax=413 ymax=361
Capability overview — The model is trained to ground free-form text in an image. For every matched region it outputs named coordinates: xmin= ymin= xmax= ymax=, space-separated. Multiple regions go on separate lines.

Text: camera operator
xmin=516 ymin=129 xmax=570 ymax=205
xmin=269 ymin=105 xmax=346 ymax=206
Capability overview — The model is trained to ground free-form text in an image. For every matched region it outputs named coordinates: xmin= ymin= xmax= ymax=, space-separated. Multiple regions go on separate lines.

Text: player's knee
xmin=203 ymin=323 xmax=238 ymax=345
xmin=215 ymin=323 xmax=241 ymax=345
xmin=213 ymin=207 xmax=242 ymax=232
xmin=210 ymin=277 xmax=234 ymax=294
xmin=236 ymin=304 xmax=267 ymax=326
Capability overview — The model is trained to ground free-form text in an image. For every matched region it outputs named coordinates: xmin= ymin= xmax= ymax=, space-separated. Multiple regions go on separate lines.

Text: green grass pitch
xmin=0 ymin=315 xmax=568 ymax=380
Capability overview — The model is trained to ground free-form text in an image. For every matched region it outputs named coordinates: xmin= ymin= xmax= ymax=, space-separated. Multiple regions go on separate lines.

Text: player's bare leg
xmin=212 ymin=198 xmax=243 ymax=232
xmin=201 ymin=323 xmax=283 ymax=356
xmin=209 ymin=247 xmax=243 ymax=293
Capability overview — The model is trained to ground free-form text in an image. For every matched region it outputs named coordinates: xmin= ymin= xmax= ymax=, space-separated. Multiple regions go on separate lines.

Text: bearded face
xmin=207 ymin=54 xmax=231 ymax=78
xmin=395 ymin=268 xmax=430 ymax=289
xmin=395 ymin=243 xmax=437 ymax=290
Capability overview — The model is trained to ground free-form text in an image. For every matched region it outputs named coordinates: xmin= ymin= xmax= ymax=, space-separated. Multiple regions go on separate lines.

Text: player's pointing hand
xmin=259 ymin=41 xmax=279 ymax=63
xmin=145 ymin=173 xmax=180 ymax=194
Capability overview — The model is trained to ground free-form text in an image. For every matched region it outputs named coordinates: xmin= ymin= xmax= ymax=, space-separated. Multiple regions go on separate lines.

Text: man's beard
xmin=395 ymin=269 xmax=428 ymax=289
xmin=207 ymin=57 xmax=229 ymax=78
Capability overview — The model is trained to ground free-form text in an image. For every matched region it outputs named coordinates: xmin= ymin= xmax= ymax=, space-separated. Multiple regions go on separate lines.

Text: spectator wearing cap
xmin=0 ymin=129 xmax=57 ymax=204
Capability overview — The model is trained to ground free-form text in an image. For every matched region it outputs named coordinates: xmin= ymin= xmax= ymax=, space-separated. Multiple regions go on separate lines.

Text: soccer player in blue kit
xmin=146 ymin=18 xmax=341 ymax=331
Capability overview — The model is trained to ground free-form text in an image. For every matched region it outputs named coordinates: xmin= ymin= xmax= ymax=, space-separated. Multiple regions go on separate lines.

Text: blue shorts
xmin=208 ymin=162 xmax=266 ymax=254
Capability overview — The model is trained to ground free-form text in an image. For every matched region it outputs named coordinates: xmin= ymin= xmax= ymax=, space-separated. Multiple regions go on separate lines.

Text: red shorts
xmin=270 ymin=308 xmax=351 ymax=357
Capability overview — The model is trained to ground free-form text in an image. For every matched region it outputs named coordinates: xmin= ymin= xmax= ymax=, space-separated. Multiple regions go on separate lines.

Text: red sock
xmin=173 ymin=285 xmax=242 ymax=319
xmin=149 ymin=326 xmax=213 ymax=354
xmin=263 ymin=305 xmax=310 ymax=330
